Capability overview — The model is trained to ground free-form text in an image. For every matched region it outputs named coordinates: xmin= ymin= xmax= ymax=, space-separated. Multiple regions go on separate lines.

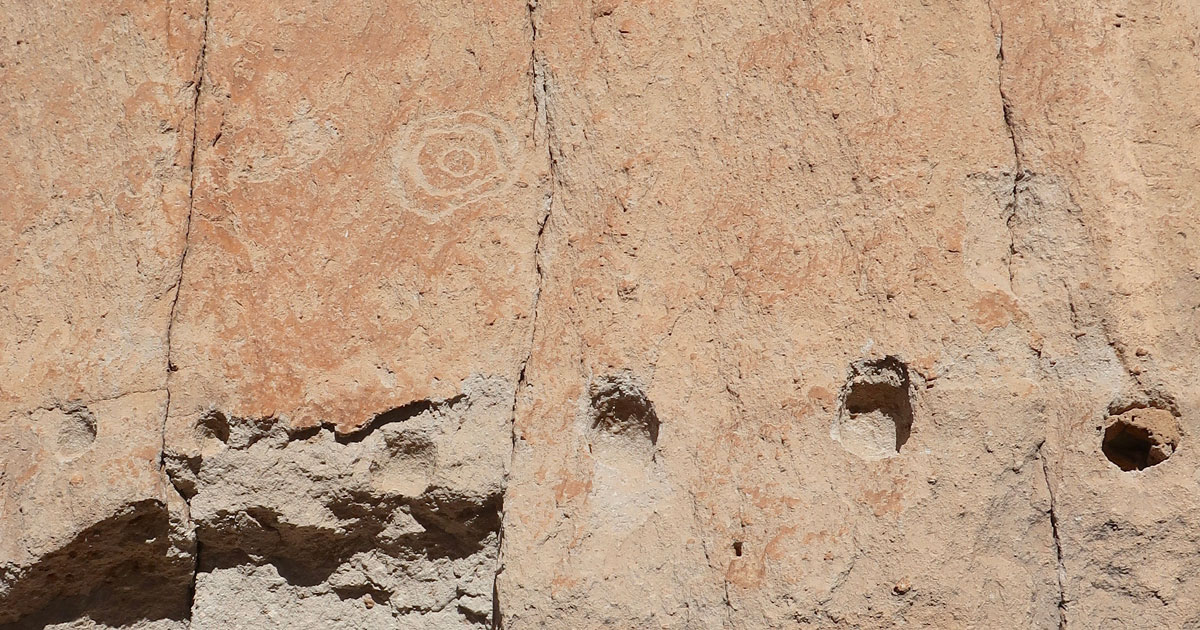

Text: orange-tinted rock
xmin=1 ymin=0 xmax=1198 ymax=628
xmin=0 ymin=2 xmax=202 ymax=625
xmin=165 ymin=0 xmax=546 ymax=434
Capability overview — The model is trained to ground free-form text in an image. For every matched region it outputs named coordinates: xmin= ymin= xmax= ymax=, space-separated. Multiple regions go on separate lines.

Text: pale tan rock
xmin=0 ymin=392 xmax=193 ymax=627
xmin=991 ymin=1 xmax=1200 ymax=626
xmin=1 ymin=0 xmax=1197 ymax=628
xmin=0 ymin=2 xmax=202 ymax=628
xmin=497 ymin=0 xmax=1198 ymax=628
xmin=501 ymin=1 xmax=1058 ymax=627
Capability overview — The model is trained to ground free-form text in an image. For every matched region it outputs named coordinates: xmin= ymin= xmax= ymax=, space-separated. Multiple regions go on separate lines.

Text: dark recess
xmin=842 ymin=356 xmax=914 ymax=453
xmin=589 ymin=373 xmax=660 ymax=445
xmin=0 ymin=501 xmax=193 ymax=630
xmin=1103 ymin=419 xmax=1166 ymax=471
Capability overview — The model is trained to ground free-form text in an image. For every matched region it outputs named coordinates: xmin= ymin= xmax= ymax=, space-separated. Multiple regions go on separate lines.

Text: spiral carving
xmin=390 ymin=111 xmax=522 ymax=220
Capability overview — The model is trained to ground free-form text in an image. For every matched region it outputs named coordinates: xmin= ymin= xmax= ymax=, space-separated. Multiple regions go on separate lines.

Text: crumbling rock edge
xmin=0 ymin=378 xmax=514 ymax=630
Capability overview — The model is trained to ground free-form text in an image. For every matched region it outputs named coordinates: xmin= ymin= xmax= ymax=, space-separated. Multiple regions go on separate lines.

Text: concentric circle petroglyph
xmin=390 ymin=111 xmax=522 ymax=220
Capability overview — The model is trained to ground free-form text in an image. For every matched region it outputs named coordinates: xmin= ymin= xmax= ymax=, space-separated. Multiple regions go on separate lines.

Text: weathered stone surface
xmin=992 ymin=1 xmax=1200 ymax=626
xmin=1 ymin=0 xmax=1197 ymax=628
xmin=172 ymin=376 xmax=511 ymax=629
xmin=0 ymin=0 xmax=201 ymax=407
xmin=165 ymin=0 xmax=546 ymax=434
xmin=1 ymin=2 xmax=202 ymax=628
xmin=500 ymin=2 xmax=1061 ymax=627
xmin=0 ymin=392 xmax=193 ymax=628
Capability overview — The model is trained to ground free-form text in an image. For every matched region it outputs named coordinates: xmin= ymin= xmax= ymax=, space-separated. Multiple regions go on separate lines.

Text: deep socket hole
xmin=1102 ymin=407 xmax=1178 ymax=471
xmin=589 ymin=372 xmax=659 ymax=446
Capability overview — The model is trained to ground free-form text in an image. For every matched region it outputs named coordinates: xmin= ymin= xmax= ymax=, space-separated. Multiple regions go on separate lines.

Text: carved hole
xmin=196 ymin=411 xmax=231 ymax=456
xmin=831 ymin=356 xmax=914 ymax=461
xmin=1102 ymin=407 xmax=1179 ymax=471
xmin=589 ymin=372 xmax=659 ymax=446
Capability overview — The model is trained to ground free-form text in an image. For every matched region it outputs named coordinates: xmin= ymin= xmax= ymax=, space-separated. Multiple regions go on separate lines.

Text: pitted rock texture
xmin=169 ymin=377 xmax=512 ymax=629
xmin=1 ymin=0 xmax=1199 ymax=629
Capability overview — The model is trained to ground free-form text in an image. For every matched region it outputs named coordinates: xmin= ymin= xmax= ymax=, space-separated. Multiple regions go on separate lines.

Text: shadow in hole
xmin=0 ymin=500 xmax=193 ymax=629
xmin=589 ymin=372 xmax=660 ymax=446
xmin=842 ymin=356 xmax=914 ymax=452
xmin=197 ymin=490 xmax=503 ymax=589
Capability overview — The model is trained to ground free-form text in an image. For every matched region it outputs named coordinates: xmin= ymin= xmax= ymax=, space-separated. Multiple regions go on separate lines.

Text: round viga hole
xmin=1102 ymin=407 xmax=1180 ymax=471
xmin=831 ymin=356 xmax=914 ymax=461
xmin=589 ymin=372 xmax=660 ymax=446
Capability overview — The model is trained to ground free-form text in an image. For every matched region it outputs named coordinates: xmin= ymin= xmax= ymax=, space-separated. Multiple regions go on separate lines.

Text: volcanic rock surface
xmin=2 ymin=0 xmax=1198 ymax=628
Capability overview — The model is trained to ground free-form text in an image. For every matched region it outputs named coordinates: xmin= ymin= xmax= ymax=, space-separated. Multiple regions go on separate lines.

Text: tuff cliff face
xmin=1 ymin=1 xmax=1198 ymax=629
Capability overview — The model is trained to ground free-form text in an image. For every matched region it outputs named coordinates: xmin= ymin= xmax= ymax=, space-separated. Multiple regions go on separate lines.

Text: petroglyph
xmin=390 ymin=111 xmax=522 ymax=220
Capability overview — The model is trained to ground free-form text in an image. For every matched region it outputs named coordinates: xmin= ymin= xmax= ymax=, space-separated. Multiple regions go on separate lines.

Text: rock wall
xmin=1 ymin=0 xmax=1197 ymax=628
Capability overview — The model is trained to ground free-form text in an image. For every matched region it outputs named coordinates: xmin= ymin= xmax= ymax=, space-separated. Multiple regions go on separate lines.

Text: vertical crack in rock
xmin=983 ymin=12 xmax=1117 ymax=613
xmin=526 ymin=0 xmax=558 ymax=313
xmin=987 ymin=0 xmax=1024 ymax=289
xmin=186 ymin=541 xmax=202 ymax=628
xmin=162 ymin=0 xmax=211 ymax=467
xmin=0 ymin=392 xmax=200 ymax=628
xmin=1003 ymin=170 xmax=1023 ymax=290
xmin=1038 ymin=442 xmax=1069 ymax=630
xmin=156 ymin=3 xmax=211 ymax=622
xmin=493 ymin=6 xmax=557 ymax=629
